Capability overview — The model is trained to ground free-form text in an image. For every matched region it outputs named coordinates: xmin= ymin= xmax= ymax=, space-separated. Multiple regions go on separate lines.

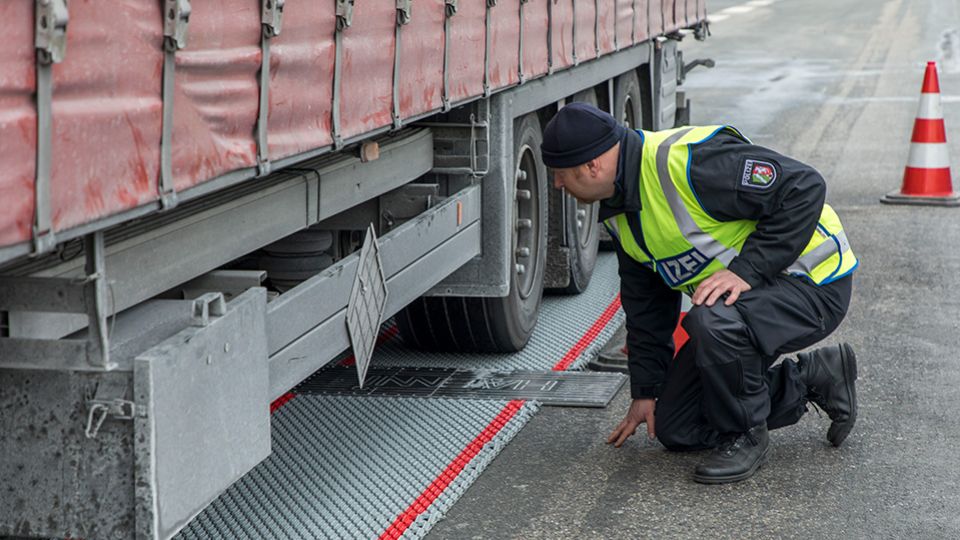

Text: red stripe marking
xmin=901 ymin=167 xmax=955 ymax=197
xmin=270 ymin=392 xmax=296 ymax=414
xmin=911 ymin=118 xmax=947 ymax=143
xmin=551 ymin=294 xmax=622 ymax=371
xmin=379 ymin=400 xmax=526 ymax=539
xmin=380 ymin=295 xmax=623 ymax=539
xmin=922 ymin=61 xmax=941 ymax=93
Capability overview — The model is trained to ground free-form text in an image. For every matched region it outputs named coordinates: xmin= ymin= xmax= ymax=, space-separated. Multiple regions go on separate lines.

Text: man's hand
xmin=607 ymin=398 xmax=656 ymax=448
xmin=692 ymin=269 xmax=751 ymax=307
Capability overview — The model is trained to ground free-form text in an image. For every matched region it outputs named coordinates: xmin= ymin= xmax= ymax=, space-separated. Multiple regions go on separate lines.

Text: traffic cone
xmin=881 ymin=61 xmax=960 ymax=206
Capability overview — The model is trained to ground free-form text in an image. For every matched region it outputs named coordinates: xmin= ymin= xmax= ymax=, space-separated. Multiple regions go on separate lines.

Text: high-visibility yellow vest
xmin=603 ymin=126 xmax=858 ymax=295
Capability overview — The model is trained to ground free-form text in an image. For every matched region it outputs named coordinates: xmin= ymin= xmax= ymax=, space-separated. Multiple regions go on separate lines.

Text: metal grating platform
xmin=372 ymin=254 xmax=625 ymax=372
xmin=177 ymin=253 xmax=623 ymax=539
xmin=176 ymin=396 xmax=540 ymax=540
xmin=298 ymin=366 xmax=627 ymax=407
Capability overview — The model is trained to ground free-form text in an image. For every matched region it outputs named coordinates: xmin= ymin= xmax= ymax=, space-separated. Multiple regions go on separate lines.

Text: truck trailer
xmin=0 ymin=1 xmax=709 ymax=537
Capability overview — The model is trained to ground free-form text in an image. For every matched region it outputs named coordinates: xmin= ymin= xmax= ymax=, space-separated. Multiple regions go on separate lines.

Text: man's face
xmin=549 ymin=143 xmax=619 ymax=203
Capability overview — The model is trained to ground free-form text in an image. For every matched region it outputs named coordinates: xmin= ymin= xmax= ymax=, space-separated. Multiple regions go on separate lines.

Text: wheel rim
xmin=514 ymin=144 xmax=541 ymax=300
xmin=574 ymin=199 xmax=597 ymax=250
xmin=622 ymin=95 xmax=637 ymax=129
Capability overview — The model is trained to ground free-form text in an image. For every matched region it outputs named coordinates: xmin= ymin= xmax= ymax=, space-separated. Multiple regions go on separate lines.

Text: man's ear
xmin=586 ymin=158 xmax=601 ymax=177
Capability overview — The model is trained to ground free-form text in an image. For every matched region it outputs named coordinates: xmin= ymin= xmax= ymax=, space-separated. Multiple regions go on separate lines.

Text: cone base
xmin=880 ymin=189 xmax=960 ymax=207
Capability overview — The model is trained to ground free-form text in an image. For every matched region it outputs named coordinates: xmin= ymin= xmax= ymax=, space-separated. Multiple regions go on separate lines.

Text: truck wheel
xmin=598 ymin=70 xmax=644 ymax=251
xmin=558 ymin=89 xmax=601 ymax=294
xmin=397 ymin=113 xmax=548 ymax=352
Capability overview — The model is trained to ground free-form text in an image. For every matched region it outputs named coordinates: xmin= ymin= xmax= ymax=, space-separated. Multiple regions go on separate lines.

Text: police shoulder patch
xmin=740 ymin=158 xmax=778 ymax=189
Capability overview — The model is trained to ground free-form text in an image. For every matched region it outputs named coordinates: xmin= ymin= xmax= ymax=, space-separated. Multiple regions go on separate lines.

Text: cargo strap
xmin=442 ymin=0 xmax=458 ymax=110
xmin=392 ymin=0 xmax=411 ymax=129
xmin=33 ymin=0 xmax=69 ymax=254
xmin=333 ymin=0 xmax=355 ymax=148
xmin=257 ymin=0 xmax=285 ymax=176
xmin=160 ymin=0 xmax=191 ymax=210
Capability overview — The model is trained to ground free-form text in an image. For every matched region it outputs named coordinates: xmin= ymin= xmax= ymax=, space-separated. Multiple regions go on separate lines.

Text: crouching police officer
xmin=541 ymin=103 xmax=859 ymax=484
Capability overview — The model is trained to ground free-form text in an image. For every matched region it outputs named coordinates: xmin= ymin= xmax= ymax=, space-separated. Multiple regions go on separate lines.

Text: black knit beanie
xmin=540 ymin=102 xmax=625 ymax=168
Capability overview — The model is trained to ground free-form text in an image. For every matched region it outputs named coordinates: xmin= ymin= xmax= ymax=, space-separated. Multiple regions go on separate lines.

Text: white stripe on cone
xmin=906 ymin=142 xmax=952 ymax=168
xmin=916 ymin=93 xmax=945 ymax=120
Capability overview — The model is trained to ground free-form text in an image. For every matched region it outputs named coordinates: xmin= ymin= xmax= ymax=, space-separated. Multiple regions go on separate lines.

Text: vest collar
xmin=599 ymin=128 xmax=643 ymax=222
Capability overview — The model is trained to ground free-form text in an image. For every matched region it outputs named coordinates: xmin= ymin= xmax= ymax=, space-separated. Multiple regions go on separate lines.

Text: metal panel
xmin=487 ymin=0 xmax=521 ymax=92
xmin=48 ymin=0 xmax=164 ymax=234
xmin=521 ymin=0 xmax=550 ymax=81
xmin=340 ymin=1 xmax=396 ymax=140
xmin=428 ymin=94 xmax=512 ymax=297
xmin=298 ymin=366 xmax=627 ymax=407
xmin=398 ymin=0 xmax=445 ymax=119
xmin=0 ymin=2 xmax=36 ymax=249
xmin=575 ymin=0 xmax=598 ymax=62
xmin=267 ymin=0 xmax=336 ymax=161
xmin=135 ymin=288 xmax=270 ymax=540
xmin=171 ymin=0 xmax=260 ymax=192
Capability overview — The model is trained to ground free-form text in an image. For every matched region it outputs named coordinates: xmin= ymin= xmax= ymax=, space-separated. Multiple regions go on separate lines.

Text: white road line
xmin=710 ymin=0 xmax=778 ymax=24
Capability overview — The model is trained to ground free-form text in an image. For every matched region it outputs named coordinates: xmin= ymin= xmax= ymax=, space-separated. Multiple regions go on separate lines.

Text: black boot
xmin=798 ymin=343 xmax=858 ymax=447
xmin=692 ymin=425 xmax=769 ymax=485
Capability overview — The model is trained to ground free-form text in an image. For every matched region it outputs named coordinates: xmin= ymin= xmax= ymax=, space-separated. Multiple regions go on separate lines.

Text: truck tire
xmin=397 ymin=113 xmax=548 ymax=352
xmin=598 ymin=70 xmax=644 ymax=251
xmin=557 ymin=89 xmax=601 ymax=294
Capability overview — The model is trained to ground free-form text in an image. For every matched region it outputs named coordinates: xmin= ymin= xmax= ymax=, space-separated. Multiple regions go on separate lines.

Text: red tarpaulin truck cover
xmin=0 ymin=0 xmax=705 ymax=254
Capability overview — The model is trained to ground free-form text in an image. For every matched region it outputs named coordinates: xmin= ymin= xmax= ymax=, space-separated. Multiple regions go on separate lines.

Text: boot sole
xmin=692 ymin=447 xmax=769 ymax=485
xmin=828 ymin=343 xmax=858 ymax=447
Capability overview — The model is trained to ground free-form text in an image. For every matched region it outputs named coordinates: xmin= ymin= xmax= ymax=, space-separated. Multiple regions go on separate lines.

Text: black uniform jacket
xmin=599 ymin=128 xmax=827 ymax=399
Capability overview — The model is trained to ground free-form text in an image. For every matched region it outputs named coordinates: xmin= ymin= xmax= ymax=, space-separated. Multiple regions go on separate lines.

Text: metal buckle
xmin=35 ymin=0 xmax=69 ymax=65
xmin=262 ymin=0 xmax=285 ymax=38
xmin=396 ymin=0 xmax=412 ymax=25
xmin=445 ymin=0 xmax=458 ymax=17
xmin=163 ymin=0 xmax=191 ymax=51
xmin=336 ymin=0 xmax=355 ymax=31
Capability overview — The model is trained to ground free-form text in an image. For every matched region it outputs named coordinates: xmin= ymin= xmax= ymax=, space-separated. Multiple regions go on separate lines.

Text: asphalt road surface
xmin=428 ymin=0 xmax=960 ymax=538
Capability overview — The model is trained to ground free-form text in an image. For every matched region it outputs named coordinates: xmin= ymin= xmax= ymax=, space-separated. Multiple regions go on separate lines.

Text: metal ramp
xmin=176 ymin=254 xmax=624 ymax=540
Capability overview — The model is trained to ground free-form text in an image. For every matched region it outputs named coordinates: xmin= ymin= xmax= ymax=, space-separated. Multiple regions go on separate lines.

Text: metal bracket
xmin=336 ymin=0 xmax=355 ymax=31
xmin=396 ymin=0 xmax=412 ymax=25
xmin=191 ymin=292 xmax=227 ymax=327
xmin=345 ymin=225 xmax=388 ymax=389
xmin=163 ymin=0 xmax=191 ymax=51
xmin=85 ymin=379 xmax=136 ymax=439
xmin=35 ymin=0 xmax=69 ymax=64
xmin=261 ymin=0 xmax=284 ymax=38
xmin=694 ymin=20 xmax=711 ymax=41
xmin=487 ymin=0 xmax=498 ymax=6
xmin=445 ymin=0 xmax=458 ymax=17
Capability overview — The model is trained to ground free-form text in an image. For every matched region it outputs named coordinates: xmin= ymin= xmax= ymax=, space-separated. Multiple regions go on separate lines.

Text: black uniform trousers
xmin=653 ymin=274 xmax=853 ymax=450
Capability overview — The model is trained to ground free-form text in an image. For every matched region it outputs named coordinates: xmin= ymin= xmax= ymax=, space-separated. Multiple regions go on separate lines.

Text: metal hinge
xmin=163 ymin=0 xmax=191 ymax=51
xmin=445 ymin=0 xmax=458 ymax=17
xmin=35 ymin=0 xmax=69 ymax=64
xmin=262 ymin=0 xmax=285 ymax=38
xmin=486 ymin=0 xmax=497 ymax=7
xmin=396 ymin=0 xmax=412 ymax=25
xmin=336 ymin=0 xmax=355 ymax=31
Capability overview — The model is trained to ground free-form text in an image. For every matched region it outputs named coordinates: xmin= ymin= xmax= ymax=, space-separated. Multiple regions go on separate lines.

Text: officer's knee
xmin=683 ymin=303 xmax=746 ymax=346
